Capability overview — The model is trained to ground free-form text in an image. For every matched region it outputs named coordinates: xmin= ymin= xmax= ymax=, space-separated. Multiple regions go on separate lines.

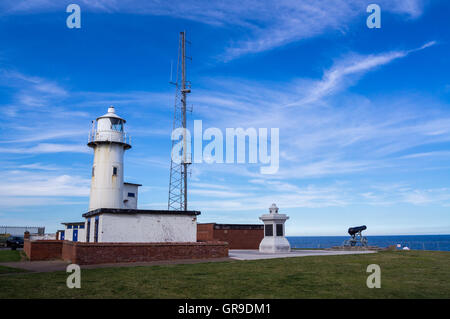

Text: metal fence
xmin=30 ymin=233 xmax=56 ymax=240
xmin=0 ymin=226 xmax=45 ymax=236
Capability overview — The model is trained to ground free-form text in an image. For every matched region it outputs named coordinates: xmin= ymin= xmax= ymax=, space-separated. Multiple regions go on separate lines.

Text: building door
xmin=73 ymin=229 xmax=78 ymax=242
xmin=94 ymin=216 xmax=99 ymax=243
xmin=61 ymin=231 xmax=65 ymax=240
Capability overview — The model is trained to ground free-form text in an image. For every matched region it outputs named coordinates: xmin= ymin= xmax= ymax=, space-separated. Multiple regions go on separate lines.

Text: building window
xmin=94 ymin=216 xmax=99 ymax=243
xmin=128 ymin=192 xmax=135 ymax=198
xmin=86 ymin=219 xmax=90 ymax=242
xmin=79 ymin=224 xmax=85 ymax=229
xmin=113 ymin=167 xmax=118 ymax=176
xmin=276 ymin=224 xmax=283 ymax=236
xmin=111 ymin=118 xmax=124 ymax=132
xmin=265 ymin=224 xmax=273 ymax=237
xmin=67 ymin=225 xmax=72 ymax=229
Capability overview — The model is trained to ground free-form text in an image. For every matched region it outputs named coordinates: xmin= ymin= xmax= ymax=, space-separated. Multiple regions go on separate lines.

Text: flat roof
xmin=61 ymin=222 xmax=85 ymax=226
xmin=124 ymin=182 xmax=142 ymax=186
xmin=83 ymin=208 xmax=201 ymax=218
xmin=199 ymin=223 xmax=264 ymax=230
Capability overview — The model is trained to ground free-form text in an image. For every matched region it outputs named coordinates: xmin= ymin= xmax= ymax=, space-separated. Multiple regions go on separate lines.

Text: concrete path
xmin=229 ymin=249 xmax=377 ymax=260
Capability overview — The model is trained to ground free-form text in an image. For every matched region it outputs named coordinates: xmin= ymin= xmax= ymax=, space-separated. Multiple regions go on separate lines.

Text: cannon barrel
xmin=348 ymin=225 xmax=367 ymax=236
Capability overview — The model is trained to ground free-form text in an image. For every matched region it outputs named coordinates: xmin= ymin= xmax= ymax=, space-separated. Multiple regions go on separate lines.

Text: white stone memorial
xmin=259 ymin=204 xmax=291 ymax=253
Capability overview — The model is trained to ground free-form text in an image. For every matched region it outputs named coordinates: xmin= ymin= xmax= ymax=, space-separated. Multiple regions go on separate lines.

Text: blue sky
xmin=0 ymin=0 xmax=449 ymax=235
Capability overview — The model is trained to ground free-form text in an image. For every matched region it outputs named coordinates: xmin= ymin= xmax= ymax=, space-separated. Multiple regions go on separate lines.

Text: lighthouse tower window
xmin=111 ymin=119 xmax=123 ymax=132
xmin=92 ymin=166 xmax=95 ymax=177
xmin=113 ymin=166 xmax=118 ymax=176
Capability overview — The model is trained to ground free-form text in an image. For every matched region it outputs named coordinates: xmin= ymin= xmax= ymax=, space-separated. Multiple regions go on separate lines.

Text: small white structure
xmin=82 ymin=209 xmax=199 ymax=243
xmin=259 ymin=204 xmax=291 ymax=253
xmin=123 ymin=182 xmax=141 ymax=209
xmin=61 ymin=222 xmax=86 ymax=242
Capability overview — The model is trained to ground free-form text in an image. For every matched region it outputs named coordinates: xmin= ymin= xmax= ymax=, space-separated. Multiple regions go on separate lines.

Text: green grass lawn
xmin=0 ymin=249 xmax=25 ymax=262
xmin=0 ymin=265 xmax=27 ymax=275
xmin=0 ymin=250 xmax=449 ymax=299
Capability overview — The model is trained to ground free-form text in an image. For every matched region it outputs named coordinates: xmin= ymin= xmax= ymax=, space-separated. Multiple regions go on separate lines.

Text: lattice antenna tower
xmin=168 ymin=31 xmax=191 ymax=211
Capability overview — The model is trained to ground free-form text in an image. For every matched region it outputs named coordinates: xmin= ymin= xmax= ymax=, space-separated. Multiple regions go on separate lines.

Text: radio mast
xmin=168 ymin=31 xmax=191 ymax=211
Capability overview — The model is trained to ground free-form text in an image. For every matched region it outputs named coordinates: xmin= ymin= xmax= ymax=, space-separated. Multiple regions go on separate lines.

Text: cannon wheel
xmin=361 ymin=236 xmax=368 ymax=247
xmin=343 ymin=239 xmax=355 ymax=247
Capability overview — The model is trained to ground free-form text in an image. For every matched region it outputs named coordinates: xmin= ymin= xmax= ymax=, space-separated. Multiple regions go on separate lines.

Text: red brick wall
xmin=61 ymin=240 xmax=76 ymax=262
xmin=23 ymin=239 xmax=31 ymax=258
xmin=23 ymin=239 xmax=63 ymax=261
xmin=197 ymin=223 xmax=215 ymax=241
xmin=197 ymin=224 xmax=264 ymax=249
xmin=213 ymin=229 xmax=263 ymax=249
xmin=62 ymin=241 xmax=228 ymax=265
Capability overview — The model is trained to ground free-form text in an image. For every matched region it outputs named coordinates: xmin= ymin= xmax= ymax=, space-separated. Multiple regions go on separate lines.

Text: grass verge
xmin=0 ymin=250 xmax=25 ymax=262
xmin=0 ymin=250 xmax=448 ymax=298
xmin=0 ymin=265 xmax=28 ymax=275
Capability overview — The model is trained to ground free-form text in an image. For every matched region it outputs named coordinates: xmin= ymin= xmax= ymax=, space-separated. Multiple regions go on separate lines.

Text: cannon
xmin=343 ymin=225 xmax=368 ymax=247
xmin=348 ymin=225 xmax=367 ymax=236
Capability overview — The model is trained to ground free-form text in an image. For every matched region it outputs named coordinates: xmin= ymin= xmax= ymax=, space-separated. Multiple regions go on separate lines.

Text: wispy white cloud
xmin=359 ymin=184 xmax=450 ymax=206
xmin=0 ymin=143 xmax=89 ymax=154
xmin=399 ymin=151 xmax=450 ymax=159
xmin=0 ymin=170 xmax=90 ymax=198
xmin=0 ymin=0 xmax=428 ymax=60
xmin=17 ymin=163 xmax=62 ymax=171
xmin=0 ymin=70 xmax=68 ymax=97
xmin=0 ymin=69 xmax=171 ymax=159
xmin=0 ymin=129 xmax=87 ymax=144
xmin=190 ymin=188 xmax=248 ymax=198
xmin=187 ymin=46 xmax=449 ymax=182
xmin=188 ymin=176 xmax=450 ymax=213
xmin=287 ymin=41 xmax=437 ymax=107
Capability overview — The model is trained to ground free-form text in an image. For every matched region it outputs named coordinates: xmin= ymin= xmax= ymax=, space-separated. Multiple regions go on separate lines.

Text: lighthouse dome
xmin=96 ymin=105 xmax=126 ymax=123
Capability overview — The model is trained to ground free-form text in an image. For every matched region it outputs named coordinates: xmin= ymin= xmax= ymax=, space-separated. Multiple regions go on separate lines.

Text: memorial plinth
xmin=259 ymin=204 xmax=291 ymax=253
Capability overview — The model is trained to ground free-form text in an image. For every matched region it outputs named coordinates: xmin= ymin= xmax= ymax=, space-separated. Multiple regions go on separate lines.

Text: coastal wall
xmin=23 ymin=239 xmax=63 ymax=261
xmin=62 ymin=241 xmax=228 ymax=265
xmin=197 ymin=223 xmax=264 ymax=249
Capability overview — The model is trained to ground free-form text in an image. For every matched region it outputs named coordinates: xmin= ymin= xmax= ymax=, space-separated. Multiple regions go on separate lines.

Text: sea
xmin=287 ymin=235 xmax=450 ymax=251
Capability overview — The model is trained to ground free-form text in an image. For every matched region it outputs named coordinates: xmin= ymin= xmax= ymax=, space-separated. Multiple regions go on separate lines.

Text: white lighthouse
xmin=88 ymin=106 xmax=131 ymax=211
